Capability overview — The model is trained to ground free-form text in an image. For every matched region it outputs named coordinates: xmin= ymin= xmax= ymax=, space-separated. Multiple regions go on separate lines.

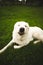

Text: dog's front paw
xmin=14 ymin=45 xmax=22 ymax=49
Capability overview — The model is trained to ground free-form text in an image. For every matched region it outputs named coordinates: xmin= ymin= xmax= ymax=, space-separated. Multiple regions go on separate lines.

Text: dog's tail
xmin=0 ymin=40 xmax=13 ymax=54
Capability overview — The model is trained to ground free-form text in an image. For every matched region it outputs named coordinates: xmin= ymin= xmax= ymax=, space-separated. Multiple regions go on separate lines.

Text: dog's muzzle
xmin=18 ymin=27 xmax=25 ymax=35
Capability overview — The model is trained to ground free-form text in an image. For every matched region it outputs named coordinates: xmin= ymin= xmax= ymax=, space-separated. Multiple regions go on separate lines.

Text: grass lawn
xmin=0 ymin=5 xmax=43 ymax=65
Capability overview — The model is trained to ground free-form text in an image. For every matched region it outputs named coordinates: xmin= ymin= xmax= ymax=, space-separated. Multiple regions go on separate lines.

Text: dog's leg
xmin=14 ymin=45 xmax=23 ymax=49
xmin=33 ymin=40 xmax=40 ymax=44
xmin=0 ymin=40 xmax=14 ymax=54
xmin=33 ymin=32 xmax=43 ymax=42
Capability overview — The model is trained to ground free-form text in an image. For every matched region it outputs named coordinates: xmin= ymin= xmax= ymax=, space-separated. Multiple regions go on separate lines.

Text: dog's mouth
xmin=18 ymin=32 xmax=25 ymax=35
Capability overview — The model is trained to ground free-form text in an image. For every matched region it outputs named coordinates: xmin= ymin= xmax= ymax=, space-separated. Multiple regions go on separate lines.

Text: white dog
xmin=0 ymin=21 xmax=43 ymax=54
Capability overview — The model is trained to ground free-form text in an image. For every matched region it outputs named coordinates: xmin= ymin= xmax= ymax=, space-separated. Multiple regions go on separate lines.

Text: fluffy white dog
xmin=0 ymin=21 xmax=43 ymax=53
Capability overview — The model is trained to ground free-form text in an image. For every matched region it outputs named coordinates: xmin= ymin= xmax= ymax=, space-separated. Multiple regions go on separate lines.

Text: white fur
xmin=0 ymin=21 xmax=43 ymax=54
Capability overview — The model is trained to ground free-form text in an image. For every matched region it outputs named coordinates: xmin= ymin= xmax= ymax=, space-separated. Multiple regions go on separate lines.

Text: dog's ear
xmin=14 ymin=22 xmax=20 ymax=29
xmin=26 ymin=22 xmax=29 ymax=29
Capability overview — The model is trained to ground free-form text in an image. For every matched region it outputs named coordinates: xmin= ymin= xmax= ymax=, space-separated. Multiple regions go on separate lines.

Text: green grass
xmin=0 ymin=5 xmax=43 ymax=65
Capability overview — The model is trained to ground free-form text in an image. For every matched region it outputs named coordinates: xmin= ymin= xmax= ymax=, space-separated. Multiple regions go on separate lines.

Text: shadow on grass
xmin=0 ymin=41 xmax=43 ymax=65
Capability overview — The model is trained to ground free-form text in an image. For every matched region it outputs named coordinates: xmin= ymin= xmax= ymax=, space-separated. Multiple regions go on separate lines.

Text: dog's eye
xmin=18 ymin=25 xmax=20 ymax=26
xmin=25 ymin=25 xmax=27 ymax=27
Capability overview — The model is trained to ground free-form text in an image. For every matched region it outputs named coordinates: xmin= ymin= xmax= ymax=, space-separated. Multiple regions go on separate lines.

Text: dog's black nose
xmin=18 ymin=27 xmax=25 ymax=35
xmin=20 ymin=28 xmax=25 ymax=33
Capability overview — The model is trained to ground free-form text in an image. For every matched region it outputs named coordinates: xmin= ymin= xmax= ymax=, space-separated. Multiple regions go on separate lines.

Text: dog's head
xmin=14 ymin=21 xmax=29 ymax=36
